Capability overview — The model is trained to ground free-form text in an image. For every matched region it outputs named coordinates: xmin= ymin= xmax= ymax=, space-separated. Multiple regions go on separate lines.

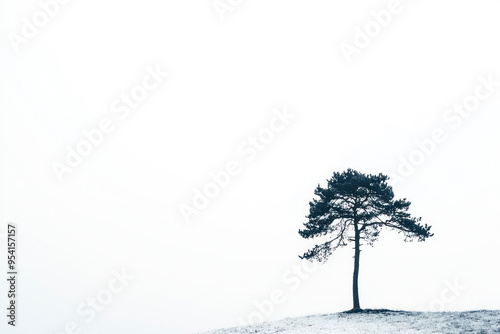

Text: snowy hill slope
xmin=203 ymin=310 xmax=500 ymax=334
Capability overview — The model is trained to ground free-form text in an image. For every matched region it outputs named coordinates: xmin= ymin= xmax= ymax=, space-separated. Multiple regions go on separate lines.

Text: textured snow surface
xmin=203 ymin=310 xmax=500 ymax=333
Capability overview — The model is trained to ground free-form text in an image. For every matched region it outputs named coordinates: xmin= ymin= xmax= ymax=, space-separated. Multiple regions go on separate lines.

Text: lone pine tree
xmin=299 ymin=169 xmax=433 ymax=311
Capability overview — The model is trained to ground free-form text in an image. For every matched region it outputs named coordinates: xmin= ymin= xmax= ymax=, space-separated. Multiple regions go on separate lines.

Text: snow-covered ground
xmin=203 ymin=310 xmax=500 ymax=333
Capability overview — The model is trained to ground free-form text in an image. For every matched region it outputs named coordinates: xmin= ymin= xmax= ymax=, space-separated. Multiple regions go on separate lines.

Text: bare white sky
xmin=1 ymin=1 xmax=500 ymax=333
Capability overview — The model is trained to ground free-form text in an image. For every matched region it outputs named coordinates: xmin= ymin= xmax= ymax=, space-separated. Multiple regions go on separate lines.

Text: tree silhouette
xmin=298 ymin=169 xmax=433 ymax=311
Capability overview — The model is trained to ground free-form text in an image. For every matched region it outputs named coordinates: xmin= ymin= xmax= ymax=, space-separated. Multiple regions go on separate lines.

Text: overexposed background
xmin=1 ymin=0 xmax=500 ymax=333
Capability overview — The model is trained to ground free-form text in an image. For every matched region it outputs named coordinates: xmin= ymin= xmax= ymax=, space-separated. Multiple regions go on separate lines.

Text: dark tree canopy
xmin=298 ymin=169 xmax=433 ymax=310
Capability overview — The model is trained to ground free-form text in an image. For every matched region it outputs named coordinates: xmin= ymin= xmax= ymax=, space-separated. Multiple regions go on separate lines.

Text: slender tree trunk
xmin=352 ymin=222 xmax=361 ymax=310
